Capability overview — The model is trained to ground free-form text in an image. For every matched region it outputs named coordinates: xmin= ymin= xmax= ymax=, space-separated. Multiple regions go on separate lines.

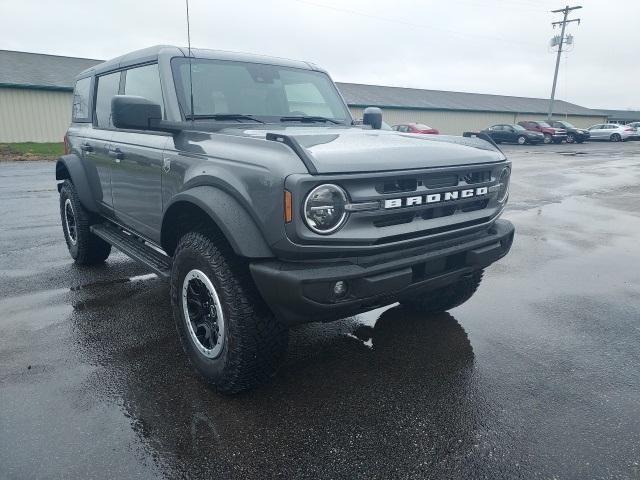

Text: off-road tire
xmin=59 ymin=180 xmax=111 ymax=265
xmin=170 ymin=230 xmax=288 ymax=394
xmin=400 ymin=270 xmax=484 ymax=315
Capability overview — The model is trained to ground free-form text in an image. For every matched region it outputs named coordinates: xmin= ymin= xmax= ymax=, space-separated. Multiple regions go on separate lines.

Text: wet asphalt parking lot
xmin=1 ymin=141 xmax=640 ymax=479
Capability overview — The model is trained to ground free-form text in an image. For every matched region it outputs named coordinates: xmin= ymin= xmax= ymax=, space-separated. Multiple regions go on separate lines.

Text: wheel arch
xmin=161 ymin=187 xmax=274 ymax=259
xmin=55 ymin=155 xmax=100 ymax=212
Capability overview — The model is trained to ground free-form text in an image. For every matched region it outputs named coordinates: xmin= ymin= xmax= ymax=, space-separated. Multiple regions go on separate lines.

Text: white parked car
xmin=587 ymin=123 xmax=636 ymax=142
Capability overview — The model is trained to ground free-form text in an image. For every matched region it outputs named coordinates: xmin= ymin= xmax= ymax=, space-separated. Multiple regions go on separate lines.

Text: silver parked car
xmin=587 ymin=123 xmax=635 ymax=142
xmin=626 ymin=122 xmax=640 ymax=139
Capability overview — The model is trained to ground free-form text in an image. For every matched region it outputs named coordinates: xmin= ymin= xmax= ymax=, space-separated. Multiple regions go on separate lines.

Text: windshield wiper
xmin=280 ymin=115 xmax=342 ymax=124
xmin=185 ymin=114 xmax=264 ymax=123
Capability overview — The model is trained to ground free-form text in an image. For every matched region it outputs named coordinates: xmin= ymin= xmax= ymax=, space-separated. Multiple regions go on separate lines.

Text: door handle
xmin=108 ymin=146 xmax=125 ymax=162
xmin=80 ymin=142 xmax=94 ymax=153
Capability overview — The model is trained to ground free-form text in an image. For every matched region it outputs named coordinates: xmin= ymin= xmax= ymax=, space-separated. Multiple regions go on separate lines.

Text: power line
xmin=547 ymin=5 xmax=581 ymax=119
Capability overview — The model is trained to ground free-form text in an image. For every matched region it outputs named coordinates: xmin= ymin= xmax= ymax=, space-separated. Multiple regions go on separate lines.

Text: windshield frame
xmin=170 ymin=57 xmax=352 ymax=125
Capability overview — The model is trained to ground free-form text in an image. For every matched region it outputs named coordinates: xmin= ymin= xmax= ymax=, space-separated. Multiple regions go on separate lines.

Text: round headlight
xmin=497 ymin=167 xmax=510 ymax=203
xmin=303 ymin=184 xmax=348 ymax=234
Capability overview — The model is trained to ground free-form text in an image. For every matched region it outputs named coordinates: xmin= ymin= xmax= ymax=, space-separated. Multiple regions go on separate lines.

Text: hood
xmin=224 ymin=126 xmax=505 ymax=174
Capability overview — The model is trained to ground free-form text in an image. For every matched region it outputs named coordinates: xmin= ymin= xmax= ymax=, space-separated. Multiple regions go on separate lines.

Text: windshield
xmin=415 ymin=124 xmax=433 ymax=130
xmin=556 ymin=121 xmax=575 ymax=128
xmin=171 ymin=58 xmax=351 ymax=123
xmin=538 ymin=121 xmax=551 ymax=128
xmin=513 ymin=124 xmax=527 ymax=131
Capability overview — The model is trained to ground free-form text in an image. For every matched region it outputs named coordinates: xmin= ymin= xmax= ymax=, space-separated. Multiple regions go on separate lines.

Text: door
xmin=601 ymin=124 xmax=617 ymax=140
xmin=589 ymin=124 xmax=604 ymax=139
xmin=110 ymin=63 xmax=169 ymax=242
xmin=493 ymin=125 xmax=507 ymax=142
xmin=504 ymin=126 xmax=518 ymax=142
xmin=84 ymin=70 xmax=121 ymax=210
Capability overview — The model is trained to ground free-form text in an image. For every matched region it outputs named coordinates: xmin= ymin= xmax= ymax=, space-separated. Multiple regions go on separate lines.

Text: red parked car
xmin=393 ymin=123 xmax=439 ymax=134
xmin=517 ymin=120 xmax=567 ymax=144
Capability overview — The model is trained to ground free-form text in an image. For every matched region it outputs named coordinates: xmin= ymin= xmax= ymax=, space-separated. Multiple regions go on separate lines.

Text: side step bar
xmin=91 ymin=223 xmax=172 ymax=278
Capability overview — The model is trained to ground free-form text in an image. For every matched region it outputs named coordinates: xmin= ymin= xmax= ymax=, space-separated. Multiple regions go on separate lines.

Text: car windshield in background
xmin=538 ymin=121 xmax=552 ymax=127
xmin=171 ymin=58 xmax=350 ymax=123
xmin=513 ymin=124 xmax=527 ymax=131
xmin=415 ymin=124 xmax=433 ymax=130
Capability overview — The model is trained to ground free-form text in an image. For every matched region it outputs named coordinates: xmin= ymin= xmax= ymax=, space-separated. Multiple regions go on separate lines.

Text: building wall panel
xmin=0 ymin=88 xmax=72 ymax=142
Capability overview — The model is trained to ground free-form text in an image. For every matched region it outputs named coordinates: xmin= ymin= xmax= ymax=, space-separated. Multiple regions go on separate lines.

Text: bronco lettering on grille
xmin=384 ymin=187 xmax=488 ymax=209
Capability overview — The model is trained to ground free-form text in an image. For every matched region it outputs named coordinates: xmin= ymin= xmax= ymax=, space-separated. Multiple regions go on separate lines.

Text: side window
xmin=123 ymin=64 xmax=165 ymax=117
xmin=72 ymin=77 xmax=91 ymax=121
xmin=399 ymin=125 xmax=409 ymax=132
xmin=94 ymin=71 xmax=122 ymax=128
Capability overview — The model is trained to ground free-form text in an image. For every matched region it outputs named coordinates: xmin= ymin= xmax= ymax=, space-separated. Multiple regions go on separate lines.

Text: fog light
xmin=333 ymin=280 xmax=348 ymax=298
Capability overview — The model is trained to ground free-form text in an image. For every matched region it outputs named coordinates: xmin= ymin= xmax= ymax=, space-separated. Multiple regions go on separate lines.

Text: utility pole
xmin=547 ymin=5 xmax=581 ymax=120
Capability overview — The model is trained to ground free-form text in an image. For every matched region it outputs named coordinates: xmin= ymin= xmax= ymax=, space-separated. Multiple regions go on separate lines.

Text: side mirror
xmin=111 ymin=95 xmax=180 ymax=133
xmin=362 ymin=107 xmax=383 ymax=130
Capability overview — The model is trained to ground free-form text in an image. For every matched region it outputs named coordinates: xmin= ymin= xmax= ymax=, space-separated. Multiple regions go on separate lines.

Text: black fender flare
xmin=55 ymin=155 xmax=100 ymax=212
xmin=162 ymin=186 xmax=274 ymax=258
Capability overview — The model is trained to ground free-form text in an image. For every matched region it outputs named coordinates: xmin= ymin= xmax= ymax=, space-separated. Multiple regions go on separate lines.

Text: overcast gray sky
xmin=2 ymin=0 xmax=638 ymax=110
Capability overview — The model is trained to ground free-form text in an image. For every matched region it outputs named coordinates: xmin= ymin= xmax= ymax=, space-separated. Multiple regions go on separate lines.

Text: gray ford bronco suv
xmin=57 ymin=46 xmax=514 ymax=394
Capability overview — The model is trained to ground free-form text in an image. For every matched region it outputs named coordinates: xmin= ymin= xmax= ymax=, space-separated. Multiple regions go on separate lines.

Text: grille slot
xmin=378 ymin=178 xmax=418 ymax=194
xmin=423 ymin=174 xmax=458 ymax=189
xmin=421 ymin=205 xmax=456 ymax=220
xmin=373 ymin=212 xmax=415 ymax=228
xmin=464 ymin=170 xmax=491 ymax=184
xmin=460 ymin=199 xmax=489 ymax=212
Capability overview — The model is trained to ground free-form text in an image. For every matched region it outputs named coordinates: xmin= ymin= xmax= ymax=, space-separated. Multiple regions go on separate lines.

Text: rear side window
xmin=94 ymin=71 xmax=122 ymax=129
xmin=123 ymin=64 xmax=165 ymax=117
xmin=72 ymin=77 xmax=91 ymax=122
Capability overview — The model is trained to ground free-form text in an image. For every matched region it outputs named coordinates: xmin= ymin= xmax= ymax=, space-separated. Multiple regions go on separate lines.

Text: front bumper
xmin=250 ymin=219 xmax=515 ymax=325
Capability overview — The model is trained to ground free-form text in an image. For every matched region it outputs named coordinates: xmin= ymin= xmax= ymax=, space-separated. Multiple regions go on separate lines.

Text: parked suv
xmin=56 ymin=46 xmax=514 ymax=393
xmin=518 ymin=120 xmax=567 ymax=144
xmin=549 ymin=120 xmax=590 ymax=144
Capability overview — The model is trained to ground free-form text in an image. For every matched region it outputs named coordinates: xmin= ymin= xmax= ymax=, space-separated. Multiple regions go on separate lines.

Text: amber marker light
xmin=284 ymin=190 xmax=293 ymax=223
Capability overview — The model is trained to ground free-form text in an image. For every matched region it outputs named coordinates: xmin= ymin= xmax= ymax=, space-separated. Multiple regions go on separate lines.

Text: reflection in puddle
xmin=66 ymin=282 xmax=477 ymax=479
xmin=70 ymin=273 xmax=158 ymax=291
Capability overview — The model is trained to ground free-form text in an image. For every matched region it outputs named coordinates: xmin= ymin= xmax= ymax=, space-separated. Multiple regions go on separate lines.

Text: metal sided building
xmin=0 ymin=50 xmax=101 ymax=142
xmin=337 ymin=82 xmax=607 ymax=135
